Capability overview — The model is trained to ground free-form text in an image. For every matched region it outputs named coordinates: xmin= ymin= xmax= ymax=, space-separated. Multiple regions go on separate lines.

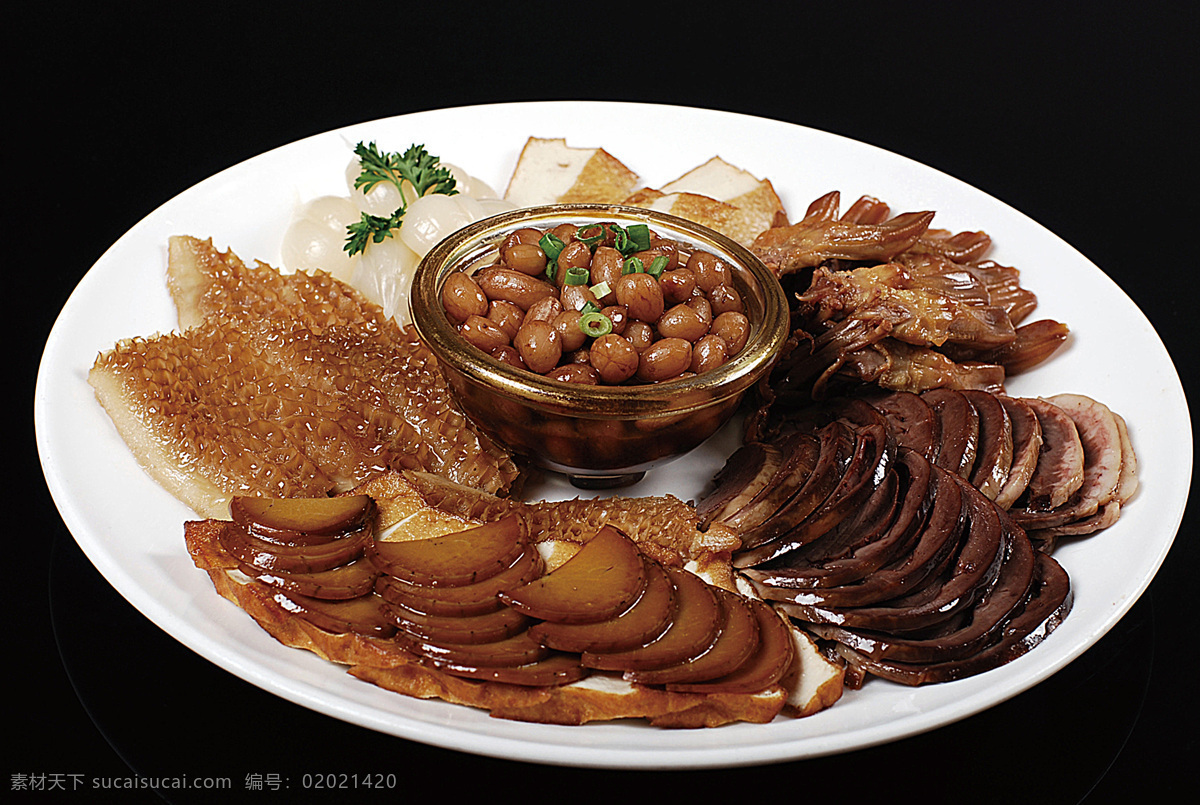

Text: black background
xmin=13 ymin=4 xmax=1197 ymax=803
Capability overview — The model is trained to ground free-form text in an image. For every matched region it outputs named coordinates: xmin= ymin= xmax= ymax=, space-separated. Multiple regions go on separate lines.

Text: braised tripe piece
xmin=90 ymin=236 xmax=521 ymax=518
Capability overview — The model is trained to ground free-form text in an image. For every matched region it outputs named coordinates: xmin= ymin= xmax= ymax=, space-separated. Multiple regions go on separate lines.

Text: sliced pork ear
xmin=993 ymin=395 xmax=1043 ymax=509
xmin=1018 ymin=397 xmax=1085 ymax=510
xmin=1010 ymin=394 xmax=1126 ymax=533
xmin=922 ymin=388 xmax=979 ymax=477
xmin=961 ymin=389 xmax=1013 ymax=501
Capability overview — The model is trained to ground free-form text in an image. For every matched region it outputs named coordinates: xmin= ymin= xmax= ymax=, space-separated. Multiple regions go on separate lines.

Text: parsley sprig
xmin=344 ymin=142 xmax=458 ymax=256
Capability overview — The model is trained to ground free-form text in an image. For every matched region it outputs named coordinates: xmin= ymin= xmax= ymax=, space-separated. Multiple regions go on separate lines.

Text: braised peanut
xmin=624 ymin=320 xmax=654 ymax=352
xmin=656 ymin=303 xmax=709 ymax=342
xmin=615 ymin=272 xmax=665 ymax=323
xmin=442 ymin=272 xmax=489 ymax=323
xmin=589 ymin=246 xmax=624 ymax=301
xmin=711 ymin=311 xmax=750 ymax=355
xmin=708 ymin=283 xmax=745 ymax=316
xmin=547 ymin=363 xmax=599 ymax=385
xmin=637 ymin=338 xmax=692 ymax=382
xmin=487 ymin=299 xmax=525 ymax=340
xmin=659 ymin=268 xmax=696 ymax=305
xmin=476 ymin=267 xmax=557 ymax=310
xmin=552 ymin=309 xmax=587 ymax=352
xmin=460 ymin=314 xmax=510 ymax=353
xmin=691 ymin=334 xmax=728 ymax=374
xmin=525 ymin=295 xmax=564 ymax=323
xmin=589 ymin=334 xmax=640 ymax=384
xmin=504 ymin=243 xmax=549 ymax=276
xmin=442 ymin=221 xmax=757 ymax=387
xmin=492 ymin=345 xmax=526 ymax=370
xmin=513 ymin=319 xmax=562 ymax=374
xmin=686 ymin=250 xmax=731 ymax=292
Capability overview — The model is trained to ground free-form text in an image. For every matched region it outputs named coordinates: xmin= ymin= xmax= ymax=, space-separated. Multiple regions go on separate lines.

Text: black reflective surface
xmin=15 ymin=5 xmax=1196 ymax=803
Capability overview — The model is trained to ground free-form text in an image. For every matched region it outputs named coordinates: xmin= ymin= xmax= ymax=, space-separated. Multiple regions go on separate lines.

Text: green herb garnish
xmin=344 ymin=142 xmax=458 ymax=256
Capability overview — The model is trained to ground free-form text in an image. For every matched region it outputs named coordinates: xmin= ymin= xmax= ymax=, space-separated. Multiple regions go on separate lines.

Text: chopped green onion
xmin=575 ymin=224 xmax=605 ymax=247
xmin=579 ymin=300 xmax=601 ymax=316
xmin=609 ymin=223 xmax=629 ymax=253
xmin=545 ymin=261 xmax=558 ymax=282
xmin=590 ymin=280 xmax=611 ymax=299
xmin=564 ymin=266 xmax=589 ymax=285
xmin=625 ymin=224 xmax=651 ymax=252
xmin=538 ymin=232 xmax=566 ymax=261
xmin=579 ymin=311 xmax=613 ymax=338
xmin=646 ymin=255 xmax=668 ymax=278
xmin=622 ymin=256 xmax=645 ymax=275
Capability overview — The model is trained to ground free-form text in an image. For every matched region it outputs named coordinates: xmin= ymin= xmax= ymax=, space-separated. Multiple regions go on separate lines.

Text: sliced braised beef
xmin=734 ymin=422 xmax=892 ymax=567
xmin=922 ymin=388 xmax=979 ymax=477
xmin=757 ymin=463 xmax=966 ymax=610
xmin=962 ymin=389 xmax=1013 ymax=501
xmin=698 ymin=380 xmax=1133 ymax=688
xmin=804 ymin=519 xmax=1036 ymax=663
xmin=830 ymin=550 xmax=1073 ymax=686
xmin=993 ymin=395 xmax=1043 ymax=509
xmin=719 ymin=430 xmax=823 ymax=541
xmin=732 ymin=423 xmax=853 ymax=551
xmin=745 ymin=448 xmax=934 ymax=590
xmin=862 ymin=389 xmax=942 ymax=462
xmin=696 ymin=441 xmax=783 ymax=528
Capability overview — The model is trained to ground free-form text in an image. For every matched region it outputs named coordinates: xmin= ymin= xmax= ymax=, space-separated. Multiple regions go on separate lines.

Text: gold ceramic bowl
xmin=410 ymin=204 xmax=790 ymax=488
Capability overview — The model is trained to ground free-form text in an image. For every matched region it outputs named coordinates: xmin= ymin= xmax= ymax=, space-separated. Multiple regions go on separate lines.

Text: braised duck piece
xmin=751 ymin=191 xmax=934 ymax=274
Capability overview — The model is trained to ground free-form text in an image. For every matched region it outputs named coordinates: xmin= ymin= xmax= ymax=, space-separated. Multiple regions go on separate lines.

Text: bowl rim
xmin=410 ymin=203 xmax=790 ymax=419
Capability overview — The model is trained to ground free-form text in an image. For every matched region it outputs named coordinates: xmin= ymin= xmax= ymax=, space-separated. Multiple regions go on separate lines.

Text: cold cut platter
xmin=35 ymin=102 xmax=1190 ymax=768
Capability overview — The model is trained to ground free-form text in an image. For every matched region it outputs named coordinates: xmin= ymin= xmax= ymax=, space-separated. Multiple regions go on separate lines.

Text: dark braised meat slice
xmin=695 ymin=441 xmax=783 ymax=529
xmin=731 ymin=423 xmax=852 ymax=550
xmin=922 ymin=388 xmax=980 ymax=478
xmin=962 ymin=389 xmax=1014 ymax=501
xmin=993 ymin=395 xmax=1043 ymax=510
xmin=745 ymin=448 xmax=934 ymax=590
xmin=734 ymin=422 xmax=893 ymax=567
xmin=804 ymin=518 xmax=1036 ymax=664
xmin=718 ymin=430 xmax=824 ymax=541
xmin=862 ymin=389 xmax=943 ymax=462
xmin=829 ymin=550 xmax=1073 ymax=686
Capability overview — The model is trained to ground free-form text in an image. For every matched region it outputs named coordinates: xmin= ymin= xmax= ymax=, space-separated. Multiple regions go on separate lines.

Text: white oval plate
xmin=35 ymin=102 xmax=1190 ymax=769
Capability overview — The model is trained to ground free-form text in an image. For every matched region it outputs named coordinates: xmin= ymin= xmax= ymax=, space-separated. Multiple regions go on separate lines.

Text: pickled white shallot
xmin=281 ymin=144 xmax=516 ymax=327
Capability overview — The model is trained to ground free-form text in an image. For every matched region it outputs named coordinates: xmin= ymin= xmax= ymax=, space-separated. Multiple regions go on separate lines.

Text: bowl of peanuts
xmin=410 ymin=204 xmax=790 ymax=488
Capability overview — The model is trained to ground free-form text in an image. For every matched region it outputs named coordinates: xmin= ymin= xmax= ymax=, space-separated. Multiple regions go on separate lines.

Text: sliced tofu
xmin=504 ymin=137 xmax=640 ymax=207
xmin=623 ymin=157 xmax=788 ymax=246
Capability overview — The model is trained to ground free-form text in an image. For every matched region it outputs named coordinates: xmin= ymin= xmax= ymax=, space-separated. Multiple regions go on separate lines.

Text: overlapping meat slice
xmin=91 ymin=236 xmax=521 ymax=518
xmin=993 ymin=395 xmax=1043 ymax=509
xmin=712 ymin=421 xmax=1074 ymax=687
xmin=1010 ymin=394 xmax=1136 ymax=543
